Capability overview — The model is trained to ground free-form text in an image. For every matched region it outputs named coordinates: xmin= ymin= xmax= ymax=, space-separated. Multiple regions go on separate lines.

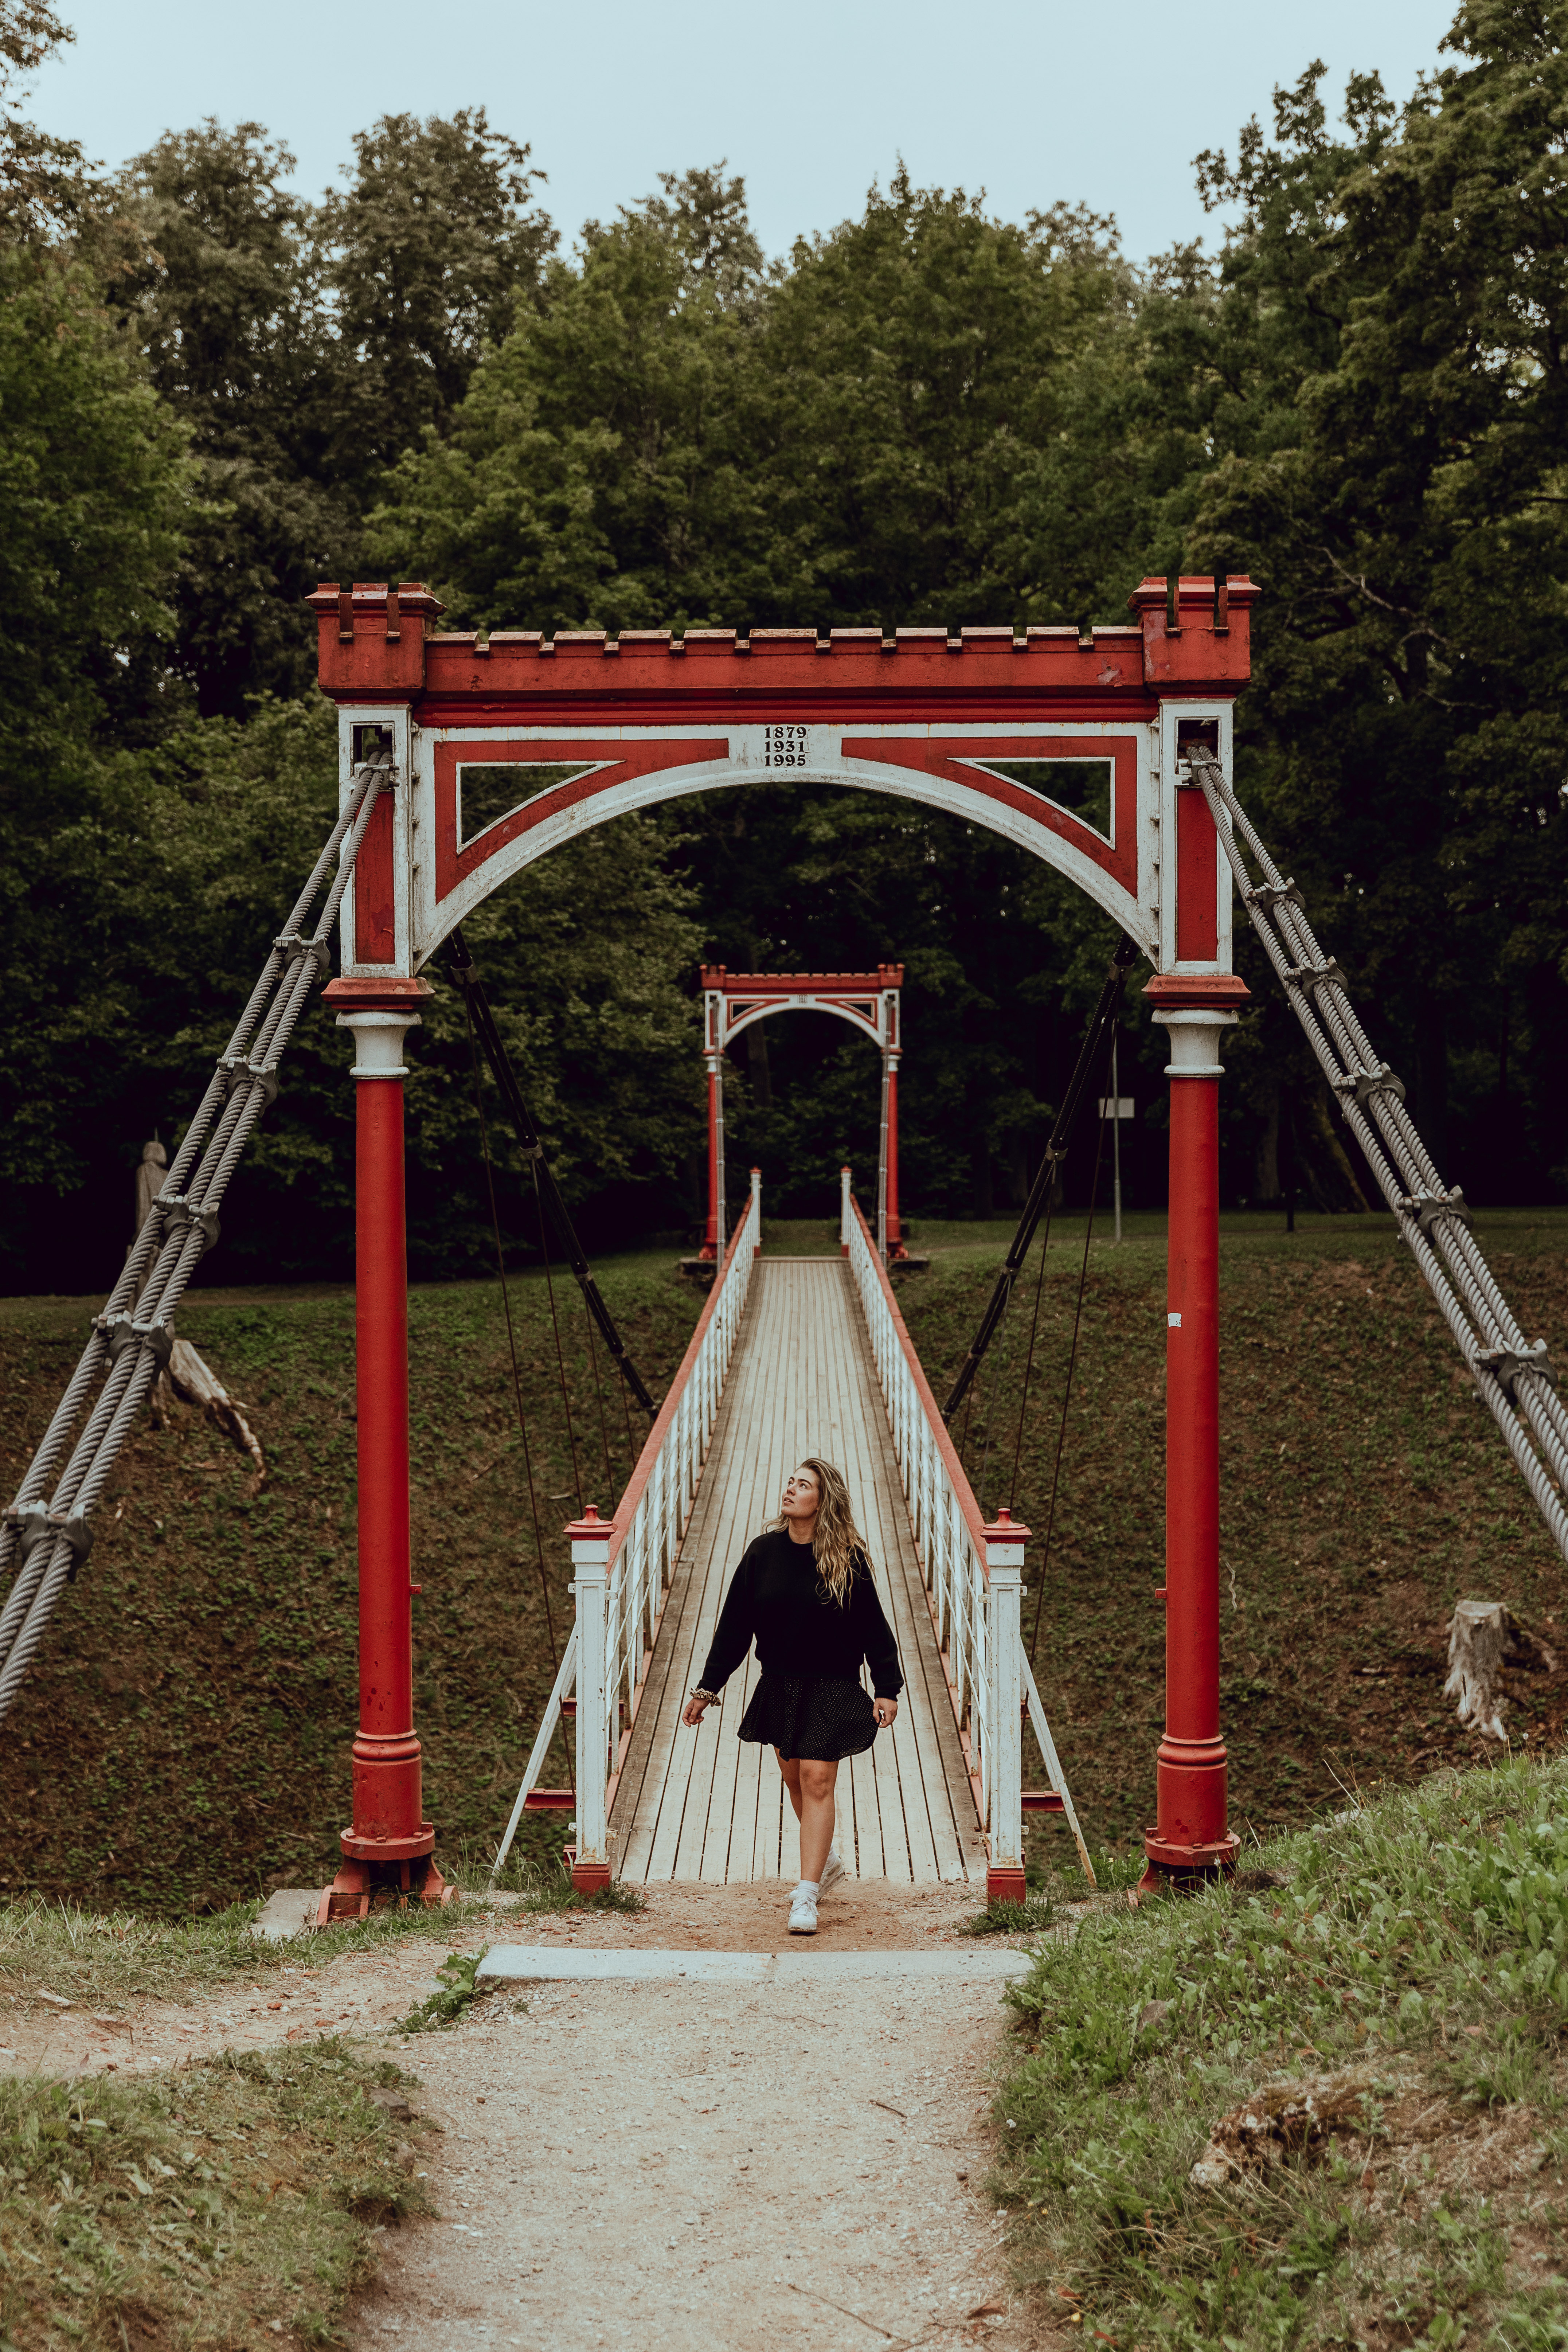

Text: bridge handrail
xmin=556 ymin=1171 xmax=761 ymax=1886
xmin=840 ymin=1174 xmax=998 ymax=1841
xmin=603 ymin=1175 xmax=760 ymax=1755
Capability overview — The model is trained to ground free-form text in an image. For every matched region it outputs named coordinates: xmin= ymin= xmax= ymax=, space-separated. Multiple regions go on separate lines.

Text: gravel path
xmin=354 ymin=1968 xmax=1052 ymax=2351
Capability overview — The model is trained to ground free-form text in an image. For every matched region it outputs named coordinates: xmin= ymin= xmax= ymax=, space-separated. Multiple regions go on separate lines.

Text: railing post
xmin=841 ymin=1163 xmax=852 ymax=1254
xmin=751 ymin=1164 xmax=762 ymax=1254
xmin=567 ymin=1504 xmax=612 ymax=1894
xmin=984 ymin=1509 xmax=1028 ymax=1904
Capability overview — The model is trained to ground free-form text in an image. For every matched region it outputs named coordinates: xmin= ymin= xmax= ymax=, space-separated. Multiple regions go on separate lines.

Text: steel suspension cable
xmin=582 ymin=1296 xmax=616 ymax=1496
xmin=441 ymin=927 xmax=656 ymax=1420
xmin=461 ymin=986 xmax=559 ymax=1674
xmin=0 ymin=755 xmax=395 ymax=1722
xmin=1029 ymin=1094 xmax=1112 ymax=1660
xmin=942 ymin=936 xmax=1138 ymax=1425
xmin=529 ymin=1158 xmax=584 ymax=1516
xmin=1185 ymin=742 xmax=1568 ymax=1565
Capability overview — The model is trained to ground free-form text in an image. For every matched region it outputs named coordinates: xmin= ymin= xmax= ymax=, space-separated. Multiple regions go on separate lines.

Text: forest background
xmin=3 ymin=0 xmax=1566 ymax=1292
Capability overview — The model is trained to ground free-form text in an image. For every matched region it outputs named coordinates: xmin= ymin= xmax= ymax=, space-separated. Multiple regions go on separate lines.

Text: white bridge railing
xmin=840 ymin=1168 xmax=1093 ymax=1892
xmin=492 ymin=1170 xmax=762 ymax=1888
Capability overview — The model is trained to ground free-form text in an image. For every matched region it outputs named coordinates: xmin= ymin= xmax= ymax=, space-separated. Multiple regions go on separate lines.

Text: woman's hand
xmin=873 ymin=1696 xmax=899 ymax=1729
xmin=681 ymin=1695 xmax=711 ymax=1728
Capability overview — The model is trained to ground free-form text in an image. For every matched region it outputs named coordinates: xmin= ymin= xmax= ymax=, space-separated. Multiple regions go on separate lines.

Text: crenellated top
xmin=308 ymin=577 xmax=1258 ymax=710
xmin=702 ymin=964 xmax=904 ymax=993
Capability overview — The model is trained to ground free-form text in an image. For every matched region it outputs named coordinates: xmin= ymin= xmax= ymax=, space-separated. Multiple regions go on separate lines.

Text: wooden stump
xmin=165 ymin=1339 xmax=266 ymax=1480
xmin=1442 ymin=1600 xmax=1558 ymax=1741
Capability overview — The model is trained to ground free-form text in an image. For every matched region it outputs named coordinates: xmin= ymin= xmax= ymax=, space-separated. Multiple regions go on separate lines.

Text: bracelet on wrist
xmin=690 ymin=1685 xmax=720 ymax=1706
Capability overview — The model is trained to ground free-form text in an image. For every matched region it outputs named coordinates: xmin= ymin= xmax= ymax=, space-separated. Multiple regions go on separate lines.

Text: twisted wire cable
xmin=1187 ymin=746 xmax=1568 ymax=1566
xmin=0 ymin=757 xmax=394 ymax=1722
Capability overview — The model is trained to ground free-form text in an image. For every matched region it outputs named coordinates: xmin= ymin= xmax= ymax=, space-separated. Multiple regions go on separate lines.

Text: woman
xmin=681 ymin=1458 xmax=902 ymax=1935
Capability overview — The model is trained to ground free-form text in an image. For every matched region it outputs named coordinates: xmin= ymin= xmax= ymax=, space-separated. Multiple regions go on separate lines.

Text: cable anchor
xmin=1334 ymin=1064 xmax=1407 ymax=1110
xmin=95 ymin=1312 xmax=176 ymax=1368
xmin=1246 ymin=879 xmax=1303 ymax=911
xmin=159 ymin=1193 xmax=222 ymax=1255
xmin=1398 ymin=1186 xmax=1470 ymax=1236
xmin=1474 ymin=1339 xmax=1556 ymax=1400
xmin=218 ymin=1052 xmax=281 ymax=1108
xmin=1284 ymin=958 xmax=1348 ymax=999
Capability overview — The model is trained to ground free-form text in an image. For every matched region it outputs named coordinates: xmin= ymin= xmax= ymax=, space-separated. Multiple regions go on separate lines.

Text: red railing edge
xmin=846 ymin=1192 xmax=991 ymax=1839
xmin=603 ymin=1189 xmax=756 ymax=1573
xmin=847 ymin=1195 xmax=991 ymax=1571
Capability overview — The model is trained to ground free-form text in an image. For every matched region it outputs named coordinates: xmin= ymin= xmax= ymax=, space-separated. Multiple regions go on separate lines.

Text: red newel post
xmin=1142 ymin=971 xmax=1248 ymax=1887
xmin=317 ymin=974 xmax=451 ymax=1921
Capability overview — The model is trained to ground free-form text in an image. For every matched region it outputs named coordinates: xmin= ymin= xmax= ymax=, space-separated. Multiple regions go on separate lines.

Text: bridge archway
xmin=699 ymin=963 xmax=907 ymax=1266
xmin=311 ymin=575 xmax=1259 ymax=1898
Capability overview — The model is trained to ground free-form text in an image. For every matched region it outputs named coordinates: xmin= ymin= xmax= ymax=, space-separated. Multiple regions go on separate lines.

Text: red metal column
xmin=701 ymin=1059 xmax=722 ymax=1259
xmin=1142 ymin=972 xmax=1247 ymax=1885
xmin=885 ymin=1054 xmax=906 ymax=1261
xmin=318 ymin=975 xmax=449 ymax=1920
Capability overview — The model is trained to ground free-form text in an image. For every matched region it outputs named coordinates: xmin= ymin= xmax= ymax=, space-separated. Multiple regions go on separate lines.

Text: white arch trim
xmin=722 ymin=997 xmax=884 ymax=1048
xmin=402 ymin=722 xmax=1159 ymax=973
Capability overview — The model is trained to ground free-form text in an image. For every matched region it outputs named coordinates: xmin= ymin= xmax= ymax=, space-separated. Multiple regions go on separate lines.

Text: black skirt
xmin=737 ymin=1672 xmax=879 ymax=1761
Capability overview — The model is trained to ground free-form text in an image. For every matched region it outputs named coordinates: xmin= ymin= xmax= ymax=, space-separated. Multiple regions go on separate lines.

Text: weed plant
xmin=997 ymin=1755 xmax=1568 ymax=2346
xmin=0 ymin=2040 xmax=434 ymax=2349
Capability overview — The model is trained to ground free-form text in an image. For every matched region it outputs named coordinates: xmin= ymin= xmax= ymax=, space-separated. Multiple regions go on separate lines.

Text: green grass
xmin=896 ymin=1204 xmax=1568 ymax=1865
xmin=996 ymin=1754 xmax=1568 ymax=2348
xmin=0 ymin=2039 xmax=435 ymax=2350
xmin=0 ymin=1892 xmax=503 ymax=2010
xmin=5 ymin=1206 xmax=1568 ymax=1907
xmin=0 ymin=1253 xmax=703 ymax=1915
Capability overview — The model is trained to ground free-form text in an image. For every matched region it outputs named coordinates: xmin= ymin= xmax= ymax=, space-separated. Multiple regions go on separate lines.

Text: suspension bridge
xmin=4 ymin=574 xmax=1565 ymax=1919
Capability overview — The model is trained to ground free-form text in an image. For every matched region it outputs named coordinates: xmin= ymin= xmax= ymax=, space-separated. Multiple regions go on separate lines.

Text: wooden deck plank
xmin=607 ymin=1251 xmax=982 ymax=1884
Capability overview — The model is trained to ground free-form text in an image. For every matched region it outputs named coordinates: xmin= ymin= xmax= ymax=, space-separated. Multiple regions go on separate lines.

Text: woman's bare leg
xmin=776 ymin=1752 xmax=838 ymax=1880
xmin=795 ymin=1758 xmax=838 ymax=1882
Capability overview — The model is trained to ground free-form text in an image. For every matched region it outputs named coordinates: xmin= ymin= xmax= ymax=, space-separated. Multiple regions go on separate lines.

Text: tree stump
xmin=1442 ymin=1600 xmax=1558 ymax=1741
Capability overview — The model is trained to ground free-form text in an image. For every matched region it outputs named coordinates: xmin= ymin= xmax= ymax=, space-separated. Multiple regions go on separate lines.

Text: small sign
xmin=1098 ymin=1097 xmax=1136 ymax=1120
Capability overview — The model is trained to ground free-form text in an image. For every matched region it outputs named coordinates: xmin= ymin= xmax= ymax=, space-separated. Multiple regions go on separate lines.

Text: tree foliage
xmin=3 ymin=4 xmax=1567 ymax=1292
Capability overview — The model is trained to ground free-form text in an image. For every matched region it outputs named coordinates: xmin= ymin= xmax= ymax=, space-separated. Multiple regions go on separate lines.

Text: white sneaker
xmin=787 ymin=1886 xmax=819 ymax=1935
xmin=817 ymin=1852 xmax=846 ymax=1899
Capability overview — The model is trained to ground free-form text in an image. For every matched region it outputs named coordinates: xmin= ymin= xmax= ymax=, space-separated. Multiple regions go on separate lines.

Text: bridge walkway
xmin=610 ymin=1257 xmax=985 ymax=1886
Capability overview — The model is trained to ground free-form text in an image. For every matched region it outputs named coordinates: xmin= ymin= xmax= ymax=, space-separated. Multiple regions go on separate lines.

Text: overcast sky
xmin=39 ymin=0 xmax=1461 ymax=263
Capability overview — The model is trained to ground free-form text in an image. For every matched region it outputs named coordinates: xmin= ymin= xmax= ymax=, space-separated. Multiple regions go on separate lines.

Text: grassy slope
xmin=895 ymin=1207 xmax=1568 ymax=1869
xmin=0 ymin=1254 xmax=704 ymax=1914
xmin=998 ymin=1755 xmax=1568 ymax=2347
xmin=2 ymin=1208 xmax=1566 ymax=1906
xmin=4 ymin=2039 xmax=435 ymax=2351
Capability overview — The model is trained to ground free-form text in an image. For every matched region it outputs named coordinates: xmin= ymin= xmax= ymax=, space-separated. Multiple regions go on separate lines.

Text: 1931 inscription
xmin=762 ymin=724 xmax=809 ymax=769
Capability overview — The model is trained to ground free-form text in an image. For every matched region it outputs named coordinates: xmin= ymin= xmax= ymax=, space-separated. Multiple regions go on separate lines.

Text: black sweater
xmin=697 ymin=1528 xmax=904 ymax=1699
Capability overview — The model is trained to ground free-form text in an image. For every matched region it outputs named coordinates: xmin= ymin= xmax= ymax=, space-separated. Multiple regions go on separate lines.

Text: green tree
xmin=0 ymin=0 xmax=94 ymax=241
xmin=322 ymin=107 xmax=555 ymax=478
xmin=1164 ymin=5 xmax=1568 ymax=1196
xmin=111 ymin=121 xmax=354 ymax=715
xmin=369 ymin=165 xmax=768 ymax=628
xmin=754 ymin=171 xmax=1145 ymax=626
xmin=0 ymin=237 xmax=195 ymax=1277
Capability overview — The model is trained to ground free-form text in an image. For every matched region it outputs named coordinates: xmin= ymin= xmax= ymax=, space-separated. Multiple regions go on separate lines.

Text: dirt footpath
xmin=355 ymin=1969 xmax=1052 ymax=2352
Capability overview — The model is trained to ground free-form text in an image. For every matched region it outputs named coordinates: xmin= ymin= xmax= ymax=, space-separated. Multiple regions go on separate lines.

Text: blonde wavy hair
xmin=772 ymin=1457 xmax=869 ymax=1607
